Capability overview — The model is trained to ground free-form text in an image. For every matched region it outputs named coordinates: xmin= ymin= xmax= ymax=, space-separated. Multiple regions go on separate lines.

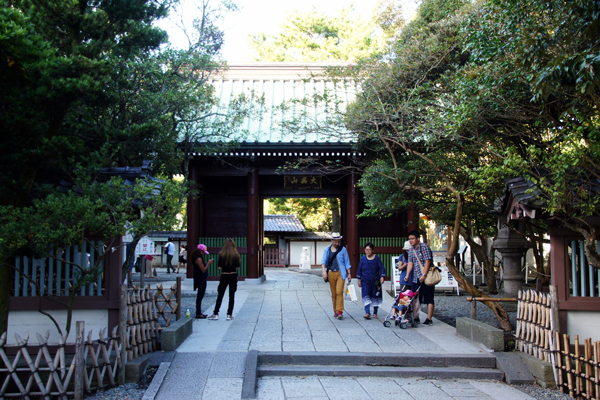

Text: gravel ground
xmin=87 ymin=271 xmax=571 ymax=400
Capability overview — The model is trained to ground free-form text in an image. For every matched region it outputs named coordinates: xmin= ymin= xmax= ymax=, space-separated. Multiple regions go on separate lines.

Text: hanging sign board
xmin=284 ymin=175 xmax=322 ymax=190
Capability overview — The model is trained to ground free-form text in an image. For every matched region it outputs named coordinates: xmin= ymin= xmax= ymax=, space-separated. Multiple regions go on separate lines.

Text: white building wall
xmin=567 ymin=311 xmax=600 ymax=343
xmin=288 ymin=241 xmax=331 ymax=267
xmin=7 ymin=309 xmax=109 ymax=345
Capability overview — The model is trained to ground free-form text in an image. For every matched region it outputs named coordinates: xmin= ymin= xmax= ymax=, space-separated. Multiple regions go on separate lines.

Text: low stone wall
xmin=456 ymin=317 xmax=504 ymax=351
xmin=161 ymin=317 xmax=193 ymax=351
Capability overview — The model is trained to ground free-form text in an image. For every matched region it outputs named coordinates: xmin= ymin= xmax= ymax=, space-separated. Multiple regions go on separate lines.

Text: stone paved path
xmin=152 ymin=269 xmax=533 ymax=400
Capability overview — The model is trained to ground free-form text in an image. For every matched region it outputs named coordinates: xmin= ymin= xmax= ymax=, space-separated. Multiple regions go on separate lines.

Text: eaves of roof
xmin=264 ymin=214 xmax=305 ymax=232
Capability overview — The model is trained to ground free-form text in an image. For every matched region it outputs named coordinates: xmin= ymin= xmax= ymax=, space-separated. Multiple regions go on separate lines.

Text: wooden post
xmin=470 ymin=300 xmax=477 ymax=320
xmin=187 ymin=163 xmax=199 ymax=280
xmin=346 ymin=172 xmax=359 ymax=276
xmin=548 ymin=284 xmax=560 ymax=386
xmin=247 ymin=168 xmax=259 ymax=279
xmin=74 ymin=321 xmax=85 ymax=400
xmin=176 ymin=276 xmax=182 ymax=321
xmin=118 ymin=284 xmax=127 ymax=385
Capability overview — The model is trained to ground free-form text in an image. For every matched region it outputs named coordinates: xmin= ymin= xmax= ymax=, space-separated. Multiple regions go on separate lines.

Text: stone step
xmin=258 ymin=352 xmax=497 ymax=369
xmin=258 ymin=364 xmax=505 ymax=380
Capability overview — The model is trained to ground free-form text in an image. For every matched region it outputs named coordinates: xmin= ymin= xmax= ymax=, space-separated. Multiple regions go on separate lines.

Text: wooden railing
xmin=264 ymin=248 xmax=286 ymax=267
xmin=13 ymin=241 xmax=105 ymax=297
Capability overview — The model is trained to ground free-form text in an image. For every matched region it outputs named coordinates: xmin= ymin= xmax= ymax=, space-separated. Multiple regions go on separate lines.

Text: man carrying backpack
xmin=321 ymin=232 xmax=352 ymax=320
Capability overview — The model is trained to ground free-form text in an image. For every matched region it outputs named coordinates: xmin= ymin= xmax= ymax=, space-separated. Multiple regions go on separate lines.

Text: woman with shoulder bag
xmin=357 ymin=242 xmax=386 ymax=319
xmin=192 ymin=244 xmax=213 ymax=318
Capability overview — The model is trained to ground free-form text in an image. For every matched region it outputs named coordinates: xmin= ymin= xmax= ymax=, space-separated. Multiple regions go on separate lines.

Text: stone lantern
xmin=493 ymin=217 xmax=531 ymax=298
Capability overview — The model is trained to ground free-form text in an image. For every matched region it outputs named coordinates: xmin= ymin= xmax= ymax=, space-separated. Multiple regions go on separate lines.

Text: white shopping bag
xmin=345 ymin=284 xmax=358 ymax=302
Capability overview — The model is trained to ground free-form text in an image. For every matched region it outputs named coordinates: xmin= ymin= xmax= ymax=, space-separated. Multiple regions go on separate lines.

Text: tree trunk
xmin=449 ymin=194 xmax=512 ymax=331
xmin=458 ymin=228 xmax=498 ymax=294
xmin=446 ymin=257 xmax=513 ymax=331
xmin=525 ymin=221 xmax=548 ymax=285
xmin=329 ymin=198 xmax=341 ymax=232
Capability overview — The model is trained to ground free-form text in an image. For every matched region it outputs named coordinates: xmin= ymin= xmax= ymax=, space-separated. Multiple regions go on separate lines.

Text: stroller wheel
xmin=400 ymin=322 xmax=408 ymax=329
xmin=394 ymin=320 xmax=400 ymax=326
xmin=383 ymin=320 xmax=391 ymax=328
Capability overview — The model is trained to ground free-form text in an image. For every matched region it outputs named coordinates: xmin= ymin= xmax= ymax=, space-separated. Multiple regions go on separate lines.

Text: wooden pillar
xmin=247 ymin=168 xmax=259 ymax=279
xmin=347 ymin=172 xmax=359 ymax=275
xmin=407 ymin=206 xmax=419 ymax=233
xmin=186 ymin=163 xmax=199 ymax=279
xmin=107 ymin=235 xmax=122 ymax=331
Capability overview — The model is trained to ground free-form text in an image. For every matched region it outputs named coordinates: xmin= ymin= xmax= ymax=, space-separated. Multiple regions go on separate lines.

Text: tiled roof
xmin=282 ymin=232 xmax=332 ymax=240
xmin=208 ymin=62 xmax=356 ymax=143
xmin=148 ymin=231 xmax=187 ymax=240
xmin=264 ymin=215 xmax=305 ymax=232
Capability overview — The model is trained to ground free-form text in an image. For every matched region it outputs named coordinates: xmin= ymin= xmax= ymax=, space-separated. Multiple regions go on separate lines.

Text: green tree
xmin=0 ymin=0 xmax=255 ymax=336
xmin=265 ymin=198 xmax=339 ymax=232
xmin=248 ymin=6 xmax=386 ymax=62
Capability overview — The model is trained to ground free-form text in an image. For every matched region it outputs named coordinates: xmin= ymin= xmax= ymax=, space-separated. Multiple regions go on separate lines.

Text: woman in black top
xmin=192 ymin=244 xmax=213 ymax=319
xmin=208 ymin=238 xmax=241 ymax=321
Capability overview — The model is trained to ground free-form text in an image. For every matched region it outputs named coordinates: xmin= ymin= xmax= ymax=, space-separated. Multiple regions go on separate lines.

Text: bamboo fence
xmin=516 ymin=289 xmax=600 ymax=400
xmin=516 ymin=289 xmax=555 ymax=362
xmin=0 ymin=282 xmax=180 ymax=398
xmin=126 ymin=285 xmax=159 ymax=361
xmin=0 ymin=327 xmax=120 ymax=399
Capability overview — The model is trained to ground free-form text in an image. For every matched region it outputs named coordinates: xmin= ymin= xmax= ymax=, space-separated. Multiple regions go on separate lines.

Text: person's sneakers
xmin=414 ymin=317 xmax=421 ymax=324
xmin=423 ymin=318 xmax=433 ymax=326
xmin=227 ymin=315 xmax=234 ymax=321
xmin=207 ymin=314 xmax=218 ymax=320
xmin=333 ymin=312 xmax=339 ymax=318
xmin=337 ymin=312 xmax=343 ymax=320
xmin=196 ymin=314 xmax=207 ymax=319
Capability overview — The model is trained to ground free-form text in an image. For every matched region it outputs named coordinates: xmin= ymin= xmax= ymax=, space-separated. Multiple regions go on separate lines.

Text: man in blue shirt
xmin=321 ymin=232 xmax=353 ymax=320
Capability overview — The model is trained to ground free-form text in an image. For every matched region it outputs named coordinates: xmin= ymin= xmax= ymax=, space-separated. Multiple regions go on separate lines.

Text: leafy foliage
xmin=248 ymin=6 xmax=387 ymax=62
xmin=0 ymin=0 xmax=256 ymax=334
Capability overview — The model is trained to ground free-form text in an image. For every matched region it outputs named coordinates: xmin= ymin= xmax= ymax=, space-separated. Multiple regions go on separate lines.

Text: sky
xmin=155 ymin=0 xmax=419 ymax=62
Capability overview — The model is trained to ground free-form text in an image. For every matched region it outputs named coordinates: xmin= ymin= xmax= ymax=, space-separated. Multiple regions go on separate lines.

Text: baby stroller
xmin=383 ymin=286 xmax=420 ymax=329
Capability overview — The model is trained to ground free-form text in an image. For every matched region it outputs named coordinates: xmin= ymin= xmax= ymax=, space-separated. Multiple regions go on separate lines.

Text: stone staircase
xmin=256 ymin=352 xmax=504 ymax=380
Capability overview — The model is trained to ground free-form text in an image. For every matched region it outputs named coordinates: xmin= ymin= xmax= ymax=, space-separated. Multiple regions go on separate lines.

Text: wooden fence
xmin=0 ymin=280 xmax=181 ymax=398
xmin=126 ymin=285 xmax=159 ymax=361
xmin=0 ymin=326 xmax=120 ymax=399
xmin=516 ymin=289 xmax=556 ymax=362
xmin=264 ymin=249 xmax=286 ymax=267
xmin=516 ymin=288 xmax=600 ymax=400
xmin=554 ymin=333 xmax=600 ymax=400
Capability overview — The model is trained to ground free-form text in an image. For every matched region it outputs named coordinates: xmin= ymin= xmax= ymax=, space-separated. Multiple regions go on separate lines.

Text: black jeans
xmin=195 ymin=279 xmax=207 ymax=316
xmin=213 ymin=273 xmax=238 ymax=316
xmin=166 ymin=254 xmax=173 ymax=272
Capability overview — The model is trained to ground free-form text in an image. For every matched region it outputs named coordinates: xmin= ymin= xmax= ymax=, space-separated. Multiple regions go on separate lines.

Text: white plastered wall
xmin=290 ymin=242 xmax=313 ymax=267
xmin=7 ymin=309 xmax=108 ymax=345
xmin=566 ymin=311 xmax=600 ymax=343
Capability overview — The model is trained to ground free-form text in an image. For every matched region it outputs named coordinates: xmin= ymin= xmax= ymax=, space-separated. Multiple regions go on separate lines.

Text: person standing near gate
xmin=321 ymin=232 xmax=352 ymax=320
xmin=208 ymin=238 xmax=241 ymax=321
xmin=164 ymin=241 xmax=175 ymax=273
xmin=403 ymin=230 xmax=435 ymax=326
xmin=192 ymin=244 xmax=213 ymax=319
